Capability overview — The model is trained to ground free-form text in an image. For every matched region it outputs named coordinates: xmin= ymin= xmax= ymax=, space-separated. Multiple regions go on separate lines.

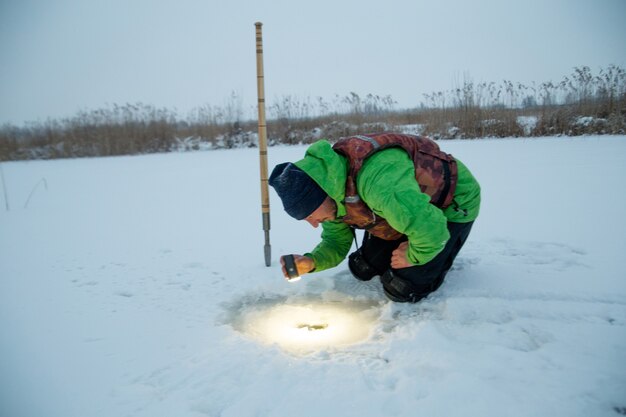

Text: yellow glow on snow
xmin=240 ymin=302 xmax=378 ymax=354
xmin=286 ymin=275 xmax=302 ymax=282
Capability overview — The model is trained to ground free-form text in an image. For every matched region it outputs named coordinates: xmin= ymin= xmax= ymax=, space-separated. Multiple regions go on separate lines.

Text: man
xmin=269 ymin=133 xmax=480 ymax=303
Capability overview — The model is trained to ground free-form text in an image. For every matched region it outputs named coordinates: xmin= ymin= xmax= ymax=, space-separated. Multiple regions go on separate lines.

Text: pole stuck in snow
xmin=255 ymin=22 xmax=271 ymax=267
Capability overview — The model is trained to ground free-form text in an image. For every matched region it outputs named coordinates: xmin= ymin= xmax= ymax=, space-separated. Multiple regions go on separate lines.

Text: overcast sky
xmin=1 ymin=0 xmax=625 ymax=125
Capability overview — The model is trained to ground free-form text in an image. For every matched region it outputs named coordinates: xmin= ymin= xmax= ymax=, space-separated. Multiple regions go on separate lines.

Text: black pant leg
xmin=382 ymin=221 xmax=474 ymax=302
xmin=348 ymin=232 xmax=406 ymax=281
xmin=361 ymin=232 xmax=407 ymax=273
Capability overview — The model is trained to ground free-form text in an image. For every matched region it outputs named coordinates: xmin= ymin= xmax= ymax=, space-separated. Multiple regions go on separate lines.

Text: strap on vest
xmin=435 ymin=160 xmax=451 ymax=208
xmin=350 ymin=227 xmax=359 ymax=251
xmin=353 ymin=135 xmax=381 ymax=149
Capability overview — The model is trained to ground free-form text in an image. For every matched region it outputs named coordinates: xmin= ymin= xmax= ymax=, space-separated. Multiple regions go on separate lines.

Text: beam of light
xmin=238 ymin=300 xmax=380 ymax=354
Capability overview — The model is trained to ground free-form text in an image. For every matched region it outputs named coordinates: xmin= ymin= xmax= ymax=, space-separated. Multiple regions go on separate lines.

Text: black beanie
xmin=269 ymin=162 xmax=327 ymax=220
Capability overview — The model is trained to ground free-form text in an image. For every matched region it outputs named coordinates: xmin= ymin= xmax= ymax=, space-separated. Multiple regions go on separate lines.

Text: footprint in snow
xmin=115 ymin=291 xmax=134 ymax=298
xmin=184 ymin=262 xmax=204 ymax=269
xmin=477 ymin=238 xmax=589 ymax=271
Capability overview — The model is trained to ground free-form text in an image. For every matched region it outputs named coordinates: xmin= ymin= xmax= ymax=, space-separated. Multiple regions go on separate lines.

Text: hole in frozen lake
xmin=226 ymin=296 xmax=382 ymax=354
xmin=296 ymin=323 xmax=328 ymax=331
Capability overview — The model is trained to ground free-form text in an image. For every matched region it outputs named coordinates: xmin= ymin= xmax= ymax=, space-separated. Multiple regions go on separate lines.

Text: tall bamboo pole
xmin=255 ymin=22 xmax=271 ymax=267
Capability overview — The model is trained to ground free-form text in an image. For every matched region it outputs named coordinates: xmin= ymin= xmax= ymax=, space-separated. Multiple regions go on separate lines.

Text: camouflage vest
xmin=332 ymin=133 xmax=458 ymax=240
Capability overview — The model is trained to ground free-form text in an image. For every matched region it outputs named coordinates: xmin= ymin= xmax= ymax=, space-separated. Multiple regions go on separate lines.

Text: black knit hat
xmin=269 ymin=162 xmax=327 ymax=220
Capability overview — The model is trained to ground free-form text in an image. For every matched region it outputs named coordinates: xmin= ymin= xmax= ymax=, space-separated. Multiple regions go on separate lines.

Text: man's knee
xmin=380 ymin=270 xmax=432 ymax=303
xmin=348 ymin=249 xmax=380 ymax=281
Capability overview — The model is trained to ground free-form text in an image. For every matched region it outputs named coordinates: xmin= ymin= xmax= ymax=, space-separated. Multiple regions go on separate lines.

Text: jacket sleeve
xmin=304 ymin=219 xmax=354 ymax=272
xmin=358 ymin=149 xmax=450 ymax=265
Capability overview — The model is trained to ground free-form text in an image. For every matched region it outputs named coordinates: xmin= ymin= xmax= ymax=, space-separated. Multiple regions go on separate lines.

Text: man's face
xmin=304 ymin=197 xmax=337 ymax=228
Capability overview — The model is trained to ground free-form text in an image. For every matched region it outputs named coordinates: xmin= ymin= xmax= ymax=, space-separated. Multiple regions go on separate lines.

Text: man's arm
xmin=304 ymin=220 xmax=354 ymax=272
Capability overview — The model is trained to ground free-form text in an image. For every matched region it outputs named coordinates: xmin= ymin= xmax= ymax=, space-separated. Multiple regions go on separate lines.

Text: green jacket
xmin=294 ymin=140 xmax=481 ymax=272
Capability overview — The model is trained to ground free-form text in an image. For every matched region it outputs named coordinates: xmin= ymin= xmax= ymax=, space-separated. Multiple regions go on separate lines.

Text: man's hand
xmin=391 ymin=242 xmax=414 ymax=269
xmin=279 ymin=255 xmax=315 ymax=279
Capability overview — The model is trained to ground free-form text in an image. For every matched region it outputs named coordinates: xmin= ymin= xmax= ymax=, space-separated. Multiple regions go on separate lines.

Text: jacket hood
xmin=294 ymin=140 xmax=348 ymax=218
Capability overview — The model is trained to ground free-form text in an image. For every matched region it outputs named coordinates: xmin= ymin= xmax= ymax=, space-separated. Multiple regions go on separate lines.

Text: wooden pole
xmin=255 ymin=22 xmax=271 ymax=267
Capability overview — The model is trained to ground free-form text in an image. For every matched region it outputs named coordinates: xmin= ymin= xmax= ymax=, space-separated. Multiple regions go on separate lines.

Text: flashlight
xmin=283 ymin=254 xmax=301 ymax=282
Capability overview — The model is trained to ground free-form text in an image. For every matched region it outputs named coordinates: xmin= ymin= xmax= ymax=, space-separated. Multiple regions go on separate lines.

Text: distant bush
xmin=1 ymin=65 xmax=624 ymax=161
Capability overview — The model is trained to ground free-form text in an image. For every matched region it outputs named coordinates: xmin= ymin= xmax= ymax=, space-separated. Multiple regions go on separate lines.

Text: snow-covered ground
xmin=1 ymin=136 xmax=625 ymax=417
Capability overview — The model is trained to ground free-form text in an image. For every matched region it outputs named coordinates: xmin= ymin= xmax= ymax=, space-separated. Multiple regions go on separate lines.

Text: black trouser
xmin=348 ymin=221 xmax=474 ymax=303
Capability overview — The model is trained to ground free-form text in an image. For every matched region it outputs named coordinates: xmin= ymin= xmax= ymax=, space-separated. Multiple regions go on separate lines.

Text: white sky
xmin=1 ymin=0 xmax=625 ymax=125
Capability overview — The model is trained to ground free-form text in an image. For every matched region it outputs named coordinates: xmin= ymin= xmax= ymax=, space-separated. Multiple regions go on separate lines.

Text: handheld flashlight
xmin=283 ymin=254 xmax=301 ymax=282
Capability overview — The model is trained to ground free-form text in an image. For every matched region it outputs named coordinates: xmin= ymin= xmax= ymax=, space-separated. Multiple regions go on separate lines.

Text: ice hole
xmin=296 ymin=323 xmax=328 ymax=331
xmin=228 ymin=297 xmax=381 ymax=354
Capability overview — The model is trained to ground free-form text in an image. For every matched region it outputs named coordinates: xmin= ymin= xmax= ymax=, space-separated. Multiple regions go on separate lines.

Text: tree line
xmin=1 ymin=65 xmax=624 ymax=161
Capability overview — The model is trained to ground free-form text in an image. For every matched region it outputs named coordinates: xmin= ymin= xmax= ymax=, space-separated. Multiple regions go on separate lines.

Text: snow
xmin=1 ymin=136 xmax=625 ymax=417
xmin=517 ymin=116 xmax=538 ymax=135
